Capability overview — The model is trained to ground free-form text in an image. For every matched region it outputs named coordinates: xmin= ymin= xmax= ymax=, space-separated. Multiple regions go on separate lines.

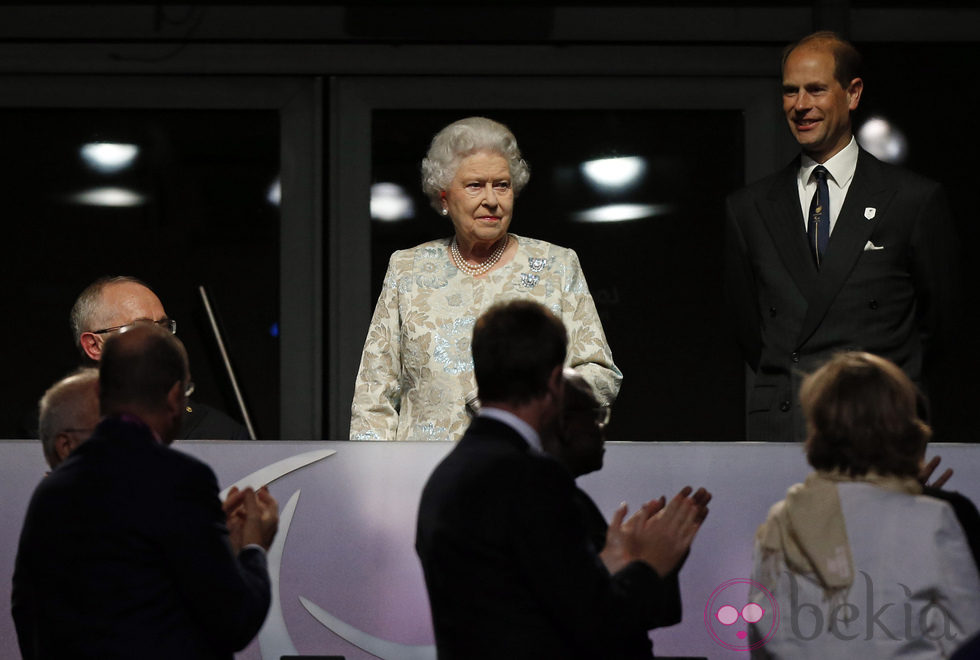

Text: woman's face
xmin=442 ymin=151 xmax=514 ymax=246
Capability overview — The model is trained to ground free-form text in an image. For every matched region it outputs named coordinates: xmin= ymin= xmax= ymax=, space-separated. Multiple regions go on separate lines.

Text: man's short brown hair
xmin=802 ymin=352 xmax=930 ymax=478
xmin=782 ymin=31 xmax=863 ymax=89
xmin=472 ymin=300 xmax=567 ymax=406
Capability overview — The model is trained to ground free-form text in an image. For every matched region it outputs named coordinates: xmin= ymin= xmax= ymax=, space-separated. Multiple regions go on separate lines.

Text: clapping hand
xmin=222 ymin=486 xmax=279 ymax=553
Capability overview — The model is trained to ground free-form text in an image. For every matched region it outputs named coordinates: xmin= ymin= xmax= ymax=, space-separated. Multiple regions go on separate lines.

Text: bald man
xmin=37 ymin=368 xmax=99 ymax=470
xmin=13 ymin=324 xmax=277 ymax=660
xmin=70 ymin=276 xmax=249 ymax=439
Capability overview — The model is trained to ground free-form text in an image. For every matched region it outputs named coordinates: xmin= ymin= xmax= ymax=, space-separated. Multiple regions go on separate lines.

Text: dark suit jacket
xmin=416 ymin=416 xmax=673 ymax=660
xmin=12 ymin=415 xmax=271 ymax=660
xmin=571 ymin=486 xmax=682 ymax=659
xmin=724 ymin=148 xmax=956 ymax=441
xmin=923 ymin=486 xmax=980 ymax=574
xmin=180 ymin=400 xmax=250 ymax=440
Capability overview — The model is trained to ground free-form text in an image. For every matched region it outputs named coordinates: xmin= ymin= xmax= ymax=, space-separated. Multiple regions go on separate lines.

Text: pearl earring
xmin=441 ymin=208 xmax=448 ymax=216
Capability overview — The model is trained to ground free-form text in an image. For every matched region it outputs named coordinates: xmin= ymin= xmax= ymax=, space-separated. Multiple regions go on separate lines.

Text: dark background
xmin=1 ymin=3 xmax=977 ymax=441
xmin=0 ymin=110 xmax=280 ymax=438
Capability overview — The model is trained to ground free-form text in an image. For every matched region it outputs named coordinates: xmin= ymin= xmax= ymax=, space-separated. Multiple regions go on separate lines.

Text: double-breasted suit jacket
xmin=725 ymin=148 xmax=956 ymax=441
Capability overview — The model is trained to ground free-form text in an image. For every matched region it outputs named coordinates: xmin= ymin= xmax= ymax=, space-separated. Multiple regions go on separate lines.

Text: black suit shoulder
xmin=922 ymin=486 xmax=980 ymax=574
xmin=13 ymin=416 xmax=270 ymax=660
xmin=417 ymin=417 xmax=671 ymax=660
xmin=180 ymin=400 xmax=250 ymax=440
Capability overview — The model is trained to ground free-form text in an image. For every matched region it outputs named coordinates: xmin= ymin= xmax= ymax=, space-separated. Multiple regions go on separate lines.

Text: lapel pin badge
xmin=864 ymin=207 xmax=876 ymax=220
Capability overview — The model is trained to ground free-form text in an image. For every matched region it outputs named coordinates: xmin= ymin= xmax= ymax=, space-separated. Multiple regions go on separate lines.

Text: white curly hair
xmin=421 ymin=116 xmax=530 ymax=212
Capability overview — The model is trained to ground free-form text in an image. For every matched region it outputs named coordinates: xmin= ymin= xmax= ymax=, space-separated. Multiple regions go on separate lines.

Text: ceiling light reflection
xmin=857 ymin=117 xmax=908 ymax=164
xmin=267 ymin=178 xmax=281 ymax=206
xmin=571 ymin=203 xmax=674 ymax=223
xmin=371 ymin=182 xmax=415 ymax=222
xmin=581 ymin=156 xmax=647 ymax=189
xmin=70 ymin=187 xmax=147 ymax=207
xmin=80 ymin=142 xmax=139 ymax=174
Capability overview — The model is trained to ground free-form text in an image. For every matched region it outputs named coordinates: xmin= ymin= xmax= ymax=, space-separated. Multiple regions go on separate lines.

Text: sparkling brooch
xmin=521 ymin=273 xmax=540 ymax=288
xmin=528 ymin=257 xmax=547 ymax=272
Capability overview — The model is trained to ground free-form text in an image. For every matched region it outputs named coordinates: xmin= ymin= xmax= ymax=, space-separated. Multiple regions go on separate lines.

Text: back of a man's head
xmin=472 ymin=300 xmax=567 ymax=406
xmin=38 ymin=368 xmax=100 ymax=469
xmin=99 ymin=324 xmax=188 ymax=419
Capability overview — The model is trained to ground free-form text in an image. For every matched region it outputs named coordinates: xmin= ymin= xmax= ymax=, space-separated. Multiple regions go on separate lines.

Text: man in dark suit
xmin=70 ymin=275 xmax=250 ymax=439
xmin=12 ymin=323 xmax=278 ymax=660
xmin=724 ymin=31 xmax=956 ymax=441
xmin=542 ymin=369 xmax=709 ymax=659
xmin=416 ymin=300 xmax=708 ymax=659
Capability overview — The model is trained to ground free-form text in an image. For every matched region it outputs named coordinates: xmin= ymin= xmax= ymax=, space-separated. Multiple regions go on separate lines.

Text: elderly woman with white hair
xmin=350 ymin=116 xmax=621 ymax=442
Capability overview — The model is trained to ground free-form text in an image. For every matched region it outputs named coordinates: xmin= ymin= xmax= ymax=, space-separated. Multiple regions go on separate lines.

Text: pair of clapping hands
xmin=222 ymin=486 xmax=280 ymax=554
xmin=595 ymin=457 xmax=954 ymax=579
xmin=600 ymin=486 xmax=711 ymax=578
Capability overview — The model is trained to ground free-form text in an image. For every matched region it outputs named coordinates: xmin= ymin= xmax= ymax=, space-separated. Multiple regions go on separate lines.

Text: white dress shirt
xmin=798 ymin=136 xmax=859 ymax=235
xmin=479 ymin=407 xmax=543 ymax=453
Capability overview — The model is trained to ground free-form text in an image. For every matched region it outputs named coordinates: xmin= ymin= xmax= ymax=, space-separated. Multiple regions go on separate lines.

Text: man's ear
xmin=79 ymin=333 xmax=102 ymax=361
xmin=165 ymin=380 xmax=184 ymax=418
xmin=547 ymin=364 xmax=564 ymax=402
xmin=847 ymin=77 xmax=864 ymax=111
xmin=54 ymin=433 xmax=73 ymax=462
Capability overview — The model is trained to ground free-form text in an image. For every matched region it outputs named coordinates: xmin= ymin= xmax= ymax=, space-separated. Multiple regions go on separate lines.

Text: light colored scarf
xmin=756 ymin=470 xmax=921 ymax=599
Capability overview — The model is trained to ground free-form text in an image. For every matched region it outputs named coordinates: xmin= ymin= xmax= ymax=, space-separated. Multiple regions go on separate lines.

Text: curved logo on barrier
xmin=224 ymin=448 xmax=436 ymax=660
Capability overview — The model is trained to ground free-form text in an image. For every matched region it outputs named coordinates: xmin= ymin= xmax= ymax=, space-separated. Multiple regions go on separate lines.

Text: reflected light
xmin=371 ymin=182 xmax=415 ymax=222
xmin=80 ymin=142 xmax=139 ymax=174
xmin=581 ymin=156 xmax=647 ymax=189
xmin=70 ymin=187 xmax=147 ymax=207
xmin=571 ymin=203 xmax=674 ymax=223
xmin=857 ymin=117 xmax=908 ymax=164
xmin=267 ymin=177 xmax=281 ymax=206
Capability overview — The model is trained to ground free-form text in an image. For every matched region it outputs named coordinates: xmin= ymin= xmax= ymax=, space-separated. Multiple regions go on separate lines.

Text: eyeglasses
xmin=92 ymin=318 xmax=177 ymax=335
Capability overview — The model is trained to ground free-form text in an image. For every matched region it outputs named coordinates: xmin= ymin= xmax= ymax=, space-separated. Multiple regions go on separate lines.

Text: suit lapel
xmin=759 ymin=159 xmax=820 ymax=302
xmin=795 ymin=150 xmax=897 ymax=347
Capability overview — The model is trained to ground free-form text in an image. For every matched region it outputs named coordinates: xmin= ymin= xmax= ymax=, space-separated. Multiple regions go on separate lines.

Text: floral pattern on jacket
xmin=349 ymin=234 xmax=622 ymax=441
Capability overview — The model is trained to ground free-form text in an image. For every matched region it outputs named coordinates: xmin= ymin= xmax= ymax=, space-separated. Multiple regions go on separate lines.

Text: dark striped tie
xmin=807 ymin=165 xmax=830 ymax=268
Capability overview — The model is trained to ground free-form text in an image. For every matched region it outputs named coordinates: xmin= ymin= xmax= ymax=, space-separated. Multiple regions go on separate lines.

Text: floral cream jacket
xmin=349 ymin=234 xmax=622 ymax=441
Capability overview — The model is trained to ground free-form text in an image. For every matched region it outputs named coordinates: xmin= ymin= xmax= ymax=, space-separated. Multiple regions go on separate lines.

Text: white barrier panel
xmin=2 ymin=440 xmax=977 ymax=659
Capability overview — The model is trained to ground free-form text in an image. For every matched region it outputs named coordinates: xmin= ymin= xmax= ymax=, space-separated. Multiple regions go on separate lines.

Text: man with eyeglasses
xmin=540 ymin=369 xmax=710 ymax=659
xmin=70 ymin=275 xmax=249 ymax=439
xmin=37 ymin=367 xmax=99 ymax=471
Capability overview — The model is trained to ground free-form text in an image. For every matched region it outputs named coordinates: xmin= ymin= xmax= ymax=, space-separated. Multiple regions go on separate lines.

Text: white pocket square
xmin=863 ymin=240 xmax=884 ymax=251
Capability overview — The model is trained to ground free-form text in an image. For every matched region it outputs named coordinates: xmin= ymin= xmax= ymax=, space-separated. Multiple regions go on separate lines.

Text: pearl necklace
xmin=451 ymin=235 xmax=509 ymax=277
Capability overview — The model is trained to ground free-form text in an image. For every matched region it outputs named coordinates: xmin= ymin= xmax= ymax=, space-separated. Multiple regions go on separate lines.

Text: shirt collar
xmin=799 ymin=135 xmax=859 ymax=188
xmin=479 ymin=407 xmax=543 ymax=453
